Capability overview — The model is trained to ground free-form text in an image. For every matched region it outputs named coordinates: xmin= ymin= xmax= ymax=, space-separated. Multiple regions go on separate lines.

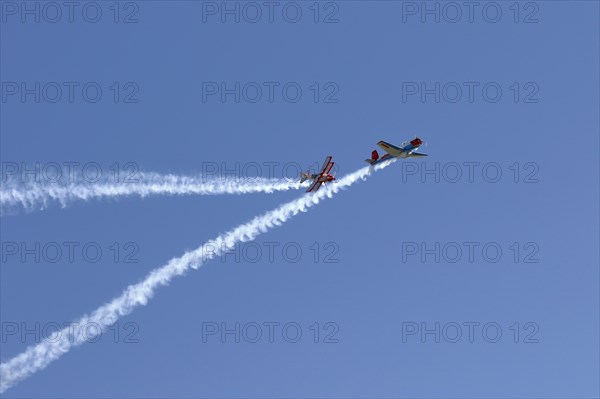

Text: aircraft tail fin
xmin=300 ymin=172 xmax=310 ymax=183
xmin=365 ymin=150 xmax=379 ymax=164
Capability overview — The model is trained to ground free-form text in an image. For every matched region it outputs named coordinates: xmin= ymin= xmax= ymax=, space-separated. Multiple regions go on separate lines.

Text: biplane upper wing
xmin=319 ymin=156 xmax=332 ymax=173
xmin=322 ymin=161 xmax=334 ymax=175
xmin=306 ymin=179 xmax=323 ymax=193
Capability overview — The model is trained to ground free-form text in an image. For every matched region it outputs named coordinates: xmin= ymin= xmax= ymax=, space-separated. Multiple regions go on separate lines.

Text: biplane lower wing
xmin=306 ymin=180 xmax=323 ymax=193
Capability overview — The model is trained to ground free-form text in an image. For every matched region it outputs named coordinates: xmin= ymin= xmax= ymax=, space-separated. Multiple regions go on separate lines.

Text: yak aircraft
xmin=365 ymin=137 xmax=428 ymax=165
xmin=300 ymin=155 xmax=336 ymax=192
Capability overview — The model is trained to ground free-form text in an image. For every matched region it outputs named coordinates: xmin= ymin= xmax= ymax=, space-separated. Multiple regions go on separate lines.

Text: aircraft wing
xmin=408 ymin=152 xmax=428 ymax=157
xmin=306 ymin=180 xmax=323 ymax=193
xmin=322 ymin=161 xmax=334 ymax=175
xmin=319 ymin=156 xmax=333 ymax=173
xmin=377 ymin=140 xmax=402 ymax=154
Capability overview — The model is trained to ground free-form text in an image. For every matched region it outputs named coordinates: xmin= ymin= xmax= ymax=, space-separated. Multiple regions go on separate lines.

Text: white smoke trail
xmin=0 ymin=161 xmax=393 ymax=393
xmin=0 ymin=173 xmax=305 ymax=213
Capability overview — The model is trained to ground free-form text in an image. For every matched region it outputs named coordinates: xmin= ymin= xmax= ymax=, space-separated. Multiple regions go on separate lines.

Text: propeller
xmin=414 ymin=135 xmax=427 ymax=148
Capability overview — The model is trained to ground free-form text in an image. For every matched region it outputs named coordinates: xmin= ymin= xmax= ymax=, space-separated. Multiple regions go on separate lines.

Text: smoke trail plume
xmin=1 ymin=173 xmax=305 ymax=214
xmin=0 ymin=161 xmax=393 ymax=393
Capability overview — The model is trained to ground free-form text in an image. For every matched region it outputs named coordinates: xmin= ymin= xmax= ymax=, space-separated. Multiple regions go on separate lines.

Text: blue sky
xmin=1 ymin=1 xmax=599 ymax=397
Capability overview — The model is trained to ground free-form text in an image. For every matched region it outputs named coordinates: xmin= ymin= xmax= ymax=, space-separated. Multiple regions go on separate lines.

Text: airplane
xmin=365 ymin=137 xmax=428 ymax=165
xmin=300 ymin=155 xmax=336 ymax=192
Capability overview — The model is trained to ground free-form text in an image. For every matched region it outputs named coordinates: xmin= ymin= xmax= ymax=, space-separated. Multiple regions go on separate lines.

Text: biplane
xmin=300 ymin=155 xmax=336 ymax=193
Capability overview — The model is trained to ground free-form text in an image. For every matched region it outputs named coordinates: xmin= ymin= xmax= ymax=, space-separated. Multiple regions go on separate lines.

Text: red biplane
xmin=300 ymin=155 xmax=336 ymax=193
